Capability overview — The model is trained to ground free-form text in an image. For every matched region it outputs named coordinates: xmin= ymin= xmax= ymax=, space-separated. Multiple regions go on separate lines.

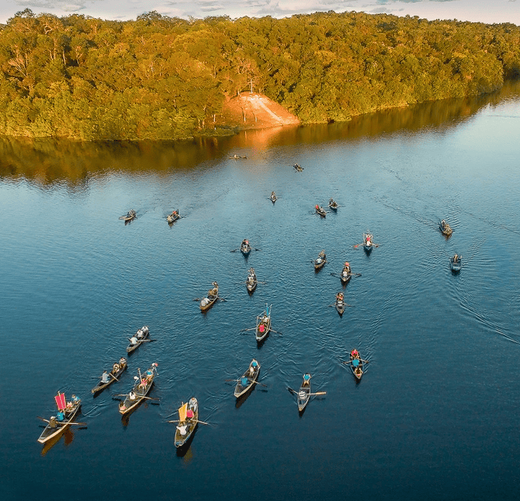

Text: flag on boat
xmin=55 ymin=392 xmax=66 ymax=411
xmin=178 ymin=402 xmax=188 ymax=422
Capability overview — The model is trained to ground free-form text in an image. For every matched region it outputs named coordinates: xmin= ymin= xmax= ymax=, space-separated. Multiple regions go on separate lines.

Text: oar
xmin=270 ymin=329 xmax=283 ymax=335
xmin=230 ymin=249 xmax=239 ymax=253
xmin=310 ymin=391 xmax=327 ymax=396
xmin=37 ymin=416 xmax=50 ymax=423
xmin=58 ymin=421 xmax=87 ymax=426
xmin=253 ymin=248 xmax=261 ymax=252
xmin=195 ymin=419 xmax=211 ymax=426
xmin=287 ymin=387 xmax=297 ymax=394
xmin=109 ymin=374 xmax=120 ymax=382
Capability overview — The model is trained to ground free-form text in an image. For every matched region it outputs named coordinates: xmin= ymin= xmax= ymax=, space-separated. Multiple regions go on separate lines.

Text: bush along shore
xmin=0 ymin=9 xmax=519 ymax=141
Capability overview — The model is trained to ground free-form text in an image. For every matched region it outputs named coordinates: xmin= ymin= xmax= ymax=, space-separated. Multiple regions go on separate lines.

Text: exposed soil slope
xmin=220 ymin=92 xmax=300 ymax=130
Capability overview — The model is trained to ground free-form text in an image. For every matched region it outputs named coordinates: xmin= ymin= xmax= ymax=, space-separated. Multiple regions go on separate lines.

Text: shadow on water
xmin=40 ymin=427 xmax=75 ymax=457
xmin=235 ymin=385 xmax=256 ymax=409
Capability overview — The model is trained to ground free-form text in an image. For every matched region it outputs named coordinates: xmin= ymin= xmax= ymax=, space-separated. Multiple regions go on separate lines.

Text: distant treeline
xmin=0 ymin=9 xmax=519 ymax=140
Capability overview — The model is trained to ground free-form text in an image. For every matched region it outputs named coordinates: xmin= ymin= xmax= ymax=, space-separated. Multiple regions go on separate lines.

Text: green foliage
xmin=0 ymin=9 xmax=518 ymax=139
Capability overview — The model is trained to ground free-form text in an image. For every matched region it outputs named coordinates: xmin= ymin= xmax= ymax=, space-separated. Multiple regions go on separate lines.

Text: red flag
xmin=55 ymin=392 xmax=66 ymax=411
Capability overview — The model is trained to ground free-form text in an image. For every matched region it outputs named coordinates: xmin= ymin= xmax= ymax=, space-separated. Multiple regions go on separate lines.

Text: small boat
xmin=91 ymin=357 xmax=127 ymax=395
xmin=363 ymin=232 xmax=374 ymax=253
xmin=293 ymin=164 xmax=303 ymax=172
xmin=328 ymin=198 xmax=338 ymax=211
xmin=340 ymin=262 xmax=352 ymax=284
xmin=439 ymin=219 xmax=453 ymax=237
xmin=120 ymin=209 xmax=136 ymax=222
xmin=255 ymin=304 xmax=272 ymax=342
xmin=315 ymin=205 xmax=326 ymax=217
xmin=200 ymin=282 xmax=219 ymax=312
xmin=314 ymin=250 xmax=327 ymax=270
xmin=246 ymin=268 xmax=257 ymax=294
xmin=240 ymin=239 xmax=251 ymax=257
xmin=126 ymin=326 xmax=150 ymax=354
xmin=270 ymin=191 xmax=277 ymax=203
xmin=234 ymin=359 xmax=261 ymax=398
xmin=118 ymin=363 xmax=158 ymax=415
xmin=335 ymin=292 xmax=345 ymax=315
xmin=167 ymin=210 xmax=180 ymax=224
xmin=174 ymin=397 xmax=199 ymax=448
xmin=450 ymin=254 xmax=462 ymax=272
xmin=38 ymin=393 xmax=82 ymax=444
xmin=229 ymin=154 xmax=247 ymax=160
xmin=346 ymin=350 xmax=368 ymax=380
xmin=297 ymin=374 xmax=312 ymax=412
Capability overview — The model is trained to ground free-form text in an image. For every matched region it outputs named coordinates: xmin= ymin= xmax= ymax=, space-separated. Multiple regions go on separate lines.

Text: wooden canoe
xmin=255 ymin=305 xmax=272 ymax=342
xmin=174 ymin=397 xmax=199 ymax=448
xmin=314 ymin=251 xmax=326 ymax=270
xmin=91 ymin=358 xmax=127 ymax=395
xmin=335 ymin=294 xmax=345 ymax=315
xmin=439 ymin=221 xmax=453 ymax=236
xmin=315 ymin=206 xmax=326 ymax=217
xmin=126 ymin=326 xmax=150 ymax=354
xmin=167 ymin=211 xmax=180 ymax=224
xmin=246 ymin=269 xmax=257 ymax=294
xmin=118 ymin=363 xmax=158 ymax=415
xmin=200 ymin=283 xmax=219 ymax=311
xmin=363 ymin=233 xmax=374 ymax=252
xmin=340 ymin=267 xmax=352 ymax=284
xmin=270 ymin=192 xmax=277 ymax=203
xmin=240 ymin=240 xmax=252 ymax=256
xmin=328 ymin=199 xmax=338 ymax=211
xmin=297 ymin=374 xmax=312 ymax=412
xmin=120 ymin=210 xmax=136 ymax=222
xmin=38 ymin=394 xmax=82 ymax=444
xmin=234 ymin=359 xmax=261 ymax=398
xmin=450 ymin=256 xmax=462 ymax=272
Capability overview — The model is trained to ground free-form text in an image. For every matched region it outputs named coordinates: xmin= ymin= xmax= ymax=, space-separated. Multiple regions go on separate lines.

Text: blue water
xmin=2 ymin=85 xmax=520 ymax=500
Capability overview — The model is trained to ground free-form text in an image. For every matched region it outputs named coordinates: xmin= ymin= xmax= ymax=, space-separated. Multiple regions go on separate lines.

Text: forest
xmin=0 ymin=9 xmax=519 ymax=141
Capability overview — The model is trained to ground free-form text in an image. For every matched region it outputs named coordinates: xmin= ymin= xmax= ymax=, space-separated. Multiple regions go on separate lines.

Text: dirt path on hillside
xmin=219 ymin=92 xmax=300 ymax=130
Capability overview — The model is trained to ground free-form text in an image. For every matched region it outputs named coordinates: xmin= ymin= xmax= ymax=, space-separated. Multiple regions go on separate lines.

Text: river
xmin=2 ymin=82 xmax=520 ymax=501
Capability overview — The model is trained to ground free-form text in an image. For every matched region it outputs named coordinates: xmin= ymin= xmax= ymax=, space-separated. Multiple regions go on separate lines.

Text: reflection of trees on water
xmin=1 ymin=81 xmax=519 ymax=187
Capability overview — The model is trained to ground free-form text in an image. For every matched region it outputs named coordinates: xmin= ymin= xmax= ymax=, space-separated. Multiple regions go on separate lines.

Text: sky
xmin=0 ymin=0 xmax=518 ymax=26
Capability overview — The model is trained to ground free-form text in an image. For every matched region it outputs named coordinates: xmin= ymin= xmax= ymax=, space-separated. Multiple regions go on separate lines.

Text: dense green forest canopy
xmin=0 ymin=8 xmax=519 ymax=140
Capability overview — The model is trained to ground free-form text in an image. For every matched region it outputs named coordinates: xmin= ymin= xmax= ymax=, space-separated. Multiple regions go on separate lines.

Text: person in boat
xmin=343 ymin=261 xmax=351 ymax=273
xmin=130 ymin=336 xmax=138 ymax=345
xmin=140 ymin=377 xmax=147 ymax=389
xmin=101 ymin=371 xmax=110 ymax=384
xmin=137 ymin=329 xmax=144 ymax=339
xmin=453 ymin=254 xmax=459 ymax=263
xmin=351 ymin=349 xmax=359 ymax=359
xmin=129 ymin=391 xmax=136 ymax=400
xmin=119 ymin=357 xmax=126 ymax=366
xmin=209 ymin=282 xmax=218 ymax=297
xmin=186 ymin=409 xmax=194 ymax=421
xmin=336 ymin=292 xmax=344 ymax=302
xmin=302 ymin=374 xmax=311 ymax=386
xmin=441 ymin=219 xmax=446 ymax=228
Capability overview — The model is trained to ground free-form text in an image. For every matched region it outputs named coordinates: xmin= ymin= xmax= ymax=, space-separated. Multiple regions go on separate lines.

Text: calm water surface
xmin=2 ymin=84 xmax=520 ymax=501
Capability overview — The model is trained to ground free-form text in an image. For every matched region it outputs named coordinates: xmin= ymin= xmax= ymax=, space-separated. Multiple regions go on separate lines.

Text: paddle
xmin=37 ymin=416 xmax=50 ymax=423
xmin=287 ymin=387 xmax=297 ymax=395
xmin=58 ymin=421 xmax=87 ymax=426
xmin=310 ymin=392 xmax=327 ymax=396
xmin=109 ymin=373 xmax=119 ymax=382
xmin=270 ymin=329 xmax=283 ymax=335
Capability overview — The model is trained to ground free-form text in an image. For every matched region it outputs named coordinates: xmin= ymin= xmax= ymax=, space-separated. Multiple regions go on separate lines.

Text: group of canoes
xmin=120 ymin=209 xmax=181 ymax=225
xmin=440 ymin=219 xmax=462 ymax=272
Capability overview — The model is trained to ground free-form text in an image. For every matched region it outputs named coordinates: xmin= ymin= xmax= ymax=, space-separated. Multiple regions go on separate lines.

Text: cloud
xmin=14 ymin=0 xmax=95 ymax=12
